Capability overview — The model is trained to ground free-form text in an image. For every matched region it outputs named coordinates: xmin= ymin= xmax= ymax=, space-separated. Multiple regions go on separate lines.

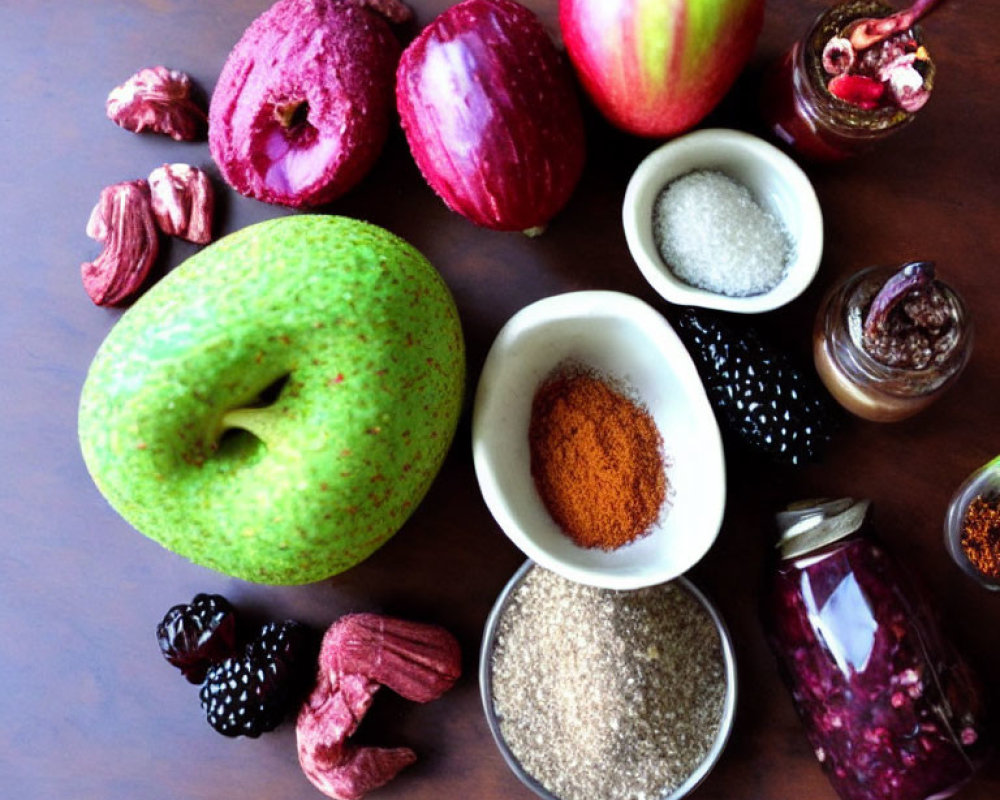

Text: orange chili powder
xmin=528 ymin=365 xmax=666 ymax=550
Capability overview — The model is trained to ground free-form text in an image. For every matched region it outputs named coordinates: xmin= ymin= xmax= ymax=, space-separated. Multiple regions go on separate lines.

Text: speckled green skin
xmin=78 ymin=215 xmax=465 ymax=585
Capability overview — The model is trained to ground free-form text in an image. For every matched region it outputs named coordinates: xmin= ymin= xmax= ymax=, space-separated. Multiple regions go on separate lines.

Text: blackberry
xmin=199 ymin=620 xmax=313 ymax=738
xmin=675 ymin=308 xmax=840 ymax=465
xmin=248 ymin=620 xmax=312 ymax=667
xmin=156 ymin=593 xmax=238 ymax=684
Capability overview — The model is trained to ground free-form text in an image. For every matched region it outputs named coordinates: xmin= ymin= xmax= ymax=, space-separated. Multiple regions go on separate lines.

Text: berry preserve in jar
xmin=761 ymin=0 xmax=936 ymax=160
xmin=813 ymin=262 xmax=972 ymax=422
xmin=764 ymin=498 xmax=991 ymax=800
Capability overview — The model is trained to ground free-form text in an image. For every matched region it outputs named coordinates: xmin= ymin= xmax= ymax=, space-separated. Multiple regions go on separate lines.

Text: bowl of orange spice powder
xmin=472 ymin=291 xmax=726 ymax=590
xmin=945 ymin=455 xmax=1000 ymax=591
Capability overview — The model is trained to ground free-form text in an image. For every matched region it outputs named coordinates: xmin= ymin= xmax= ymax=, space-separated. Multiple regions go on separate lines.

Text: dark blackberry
xmin=199 ymin=653 xmax=291 ymax=738
xmin=675 ymin=308 xmax=840 ymax=465
xmin=156 ymin=593 xmax=238 ymax=684
xmin=199 ymin=620 xmax=313 ymax=738
xmin=247 ymin=619 xmax=318 ymax=678
xmin=248 ymin=620 xmax=312 ymax=666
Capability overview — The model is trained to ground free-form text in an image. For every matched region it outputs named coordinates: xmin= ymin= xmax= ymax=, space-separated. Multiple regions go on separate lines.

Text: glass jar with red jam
xmin=813 ymin=261 xmax=972 ymax=422
xmin=761 ymin=0 xmax=936 ymax=160
xmin=764 ymin=498 xmax=992 ymax=800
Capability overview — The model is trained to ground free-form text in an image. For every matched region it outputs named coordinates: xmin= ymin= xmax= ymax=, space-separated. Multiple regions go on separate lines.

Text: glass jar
xmin=944 ymin=456 xmax=1000 ymax=591
xmin=813 ymin=265 xmax=972 ymax=422
xmin=761 ymin=0 xmax=935 ymax=160
xmin=764 ymin=498 xmax=991 ymax=800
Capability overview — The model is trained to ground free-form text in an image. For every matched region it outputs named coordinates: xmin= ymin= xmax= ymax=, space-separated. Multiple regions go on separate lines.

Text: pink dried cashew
xmin=297 ymin=614 xmax=461 ymax=800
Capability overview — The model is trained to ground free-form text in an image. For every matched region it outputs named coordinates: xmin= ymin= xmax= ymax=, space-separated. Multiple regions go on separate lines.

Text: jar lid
xmin=776 ymin=498 xmax=871 ymax=560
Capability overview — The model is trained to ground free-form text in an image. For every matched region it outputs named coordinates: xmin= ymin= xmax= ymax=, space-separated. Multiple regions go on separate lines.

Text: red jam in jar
xmin=761 ymin=1 xmax=935 ymax=160
xmin=764 ymin=499 xmax=991 ymax=800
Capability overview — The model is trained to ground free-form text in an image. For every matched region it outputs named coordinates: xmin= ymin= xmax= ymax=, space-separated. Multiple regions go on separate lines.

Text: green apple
xmin=78 ymin=215 xmax=465 ymax=585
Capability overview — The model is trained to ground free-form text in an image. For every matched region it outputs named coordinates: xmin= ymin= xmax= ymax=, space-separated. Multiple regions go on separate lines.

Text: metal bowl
xmin=479 ymin=560 xmax=739 ymax=800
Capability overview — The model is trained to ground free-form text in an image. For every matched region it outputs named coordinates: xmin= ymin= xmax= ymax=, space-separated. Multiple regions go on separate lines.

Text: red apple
xmin=559 ymin=0 xmax=765 ymax=137
xmin=397 ymin=0 xmax=585 ymax=233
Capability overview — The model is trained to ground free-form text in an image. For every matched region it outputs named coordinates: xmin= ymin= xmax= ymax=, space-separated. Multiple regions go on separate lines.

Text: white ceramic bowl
xmin=623 ymin=128 xmax=823 ymax=313
xmin=472 ymin=291 xmax=726 ymax=590
xmin=479 ymin=561 xmax=739 ymax=800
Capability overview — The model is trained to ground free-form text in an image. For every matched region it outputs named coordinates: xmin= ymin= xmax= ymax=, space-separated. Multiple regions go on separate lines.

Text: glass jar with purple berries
xmin=761 ymin=0 xmax=937 ymax=160
xmin=764 ymin=498 xmax=991 ymax=800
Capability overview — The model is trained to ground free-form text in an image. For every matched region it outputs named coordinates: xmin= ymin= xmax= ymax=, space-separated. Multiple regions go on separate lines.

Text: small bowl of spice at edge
xmin=472 ymin=290 xmax=726 ymax=591
xmin=944 ymin=456 xmax=1000 ymax=591
xmin=623 ymin=127 xmax=823 ymax=313
xmin=480 ymin=560 xmax=739 ymax=800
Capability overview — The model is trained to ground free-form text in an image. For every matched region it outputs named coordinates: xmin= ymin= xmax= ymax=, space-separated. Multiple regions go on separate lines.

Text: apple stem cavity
xmin=221 ymin=406 xmax=280 ymax=449
xmin=350 ymin=0 xmax=413 ymax=25
xmin=219 ymin=373 xmax=292 ymax=449
xmin=275 ymin=99 xmax=311 ymax=130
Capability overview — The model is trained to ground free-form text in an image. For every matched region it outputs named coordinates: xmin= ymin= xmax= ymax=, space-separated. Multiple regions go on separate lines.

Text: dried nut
xmin=148 ymin=164 xmax=214 ymax=244
xmin=106 ymin=66 xmax=207 ymax=141
xmin=297 ymin=614 xmax=461 ymax=800
xmin=81 ymin=180 xmax=159 ymax=306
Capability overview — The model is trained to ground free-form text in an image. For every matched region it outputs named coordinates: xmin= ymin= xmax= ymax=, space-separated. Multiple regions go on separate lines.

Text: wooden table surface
xmin=2 ymin=1 xmax=998 ymax=798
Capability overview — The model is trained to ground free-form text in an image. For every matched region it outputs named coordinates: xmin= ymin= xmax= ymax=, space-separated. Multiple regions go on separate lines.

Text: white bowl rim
xmin=478 ymin=559 xmax=740 ymax=800
xmin=623 ymin=127 xmax=823 ymax=314
xmin=471 ymin=289 xmax=726 ymax=591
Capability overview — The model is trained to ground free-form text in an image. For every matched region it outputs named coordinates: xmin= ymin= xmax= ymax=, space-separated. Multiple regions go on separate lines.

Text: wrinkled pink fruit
xmin=148 ymin=164 xmax=214 ymax=244
xmin=209 ymin=0 xmax=410 ymax=208
xmin=106 ymin=66 xmax=207 ymax=141
xmin=297 ymin=614 xmax=461 ymax=800
xmin=396 ymin=0 xmax=586 ymax=233
xmin=81 ymin=180 xmax=159 ymax=306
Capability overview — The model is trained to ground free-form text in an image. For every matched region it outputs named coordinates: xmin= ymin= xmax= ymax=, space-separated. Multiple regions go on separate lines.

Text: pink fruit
xmin=396 ymin=0 xmax=585 ymax=233
xmin=559 ymin=0 xmax=765 ymax=137
xmin=827 ymin=73 xmax=885 ymax=109
xmin=208 ymin=0 xmax=410 ymax=208
xmin=297 ymin=614 xmax=461 ymax=800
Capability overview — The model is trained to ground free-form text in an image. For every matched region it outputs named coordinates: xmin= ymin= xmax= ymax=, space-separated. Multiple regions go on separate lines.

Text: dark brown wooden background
xmin=2 ymin=1 xmax=998 ymax=798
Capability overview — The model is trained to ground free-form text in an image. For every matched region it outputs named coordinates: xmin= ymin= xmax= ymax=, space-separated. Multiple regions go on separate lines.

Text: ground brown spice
xmin=961 ymin=495 xmax=1000 ymax=580
xmin=490 ymin=567 xmax=727 ymax=800
xmin=528 ymin=365 xmax=666 ymax=550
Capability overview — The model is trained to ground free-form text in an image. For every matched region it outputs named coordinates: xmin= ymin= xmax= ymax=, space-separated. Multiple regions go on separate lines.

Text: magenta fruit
xmin=156 ymin=593 xmax=238 ymax=684
xmin=396 ymin=0 xmax=585 ymax=233
xmin=209 ymin=0 xmax=410 ymax=208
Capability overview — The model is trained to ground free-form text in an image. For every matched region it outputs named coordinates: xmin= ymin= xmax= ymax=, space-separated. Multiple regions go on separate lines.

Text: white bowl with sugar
xmin=623 ymin=128 xmax=823 ymax=314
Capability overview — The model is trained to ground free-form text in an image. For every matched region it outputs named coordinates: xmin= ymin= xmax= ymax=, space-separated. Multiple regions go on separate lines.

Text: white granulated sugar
xmin=653 ymin=169 xmax=792 ymax=297
xmin=490 ymin=567 xmax=727 ymax=800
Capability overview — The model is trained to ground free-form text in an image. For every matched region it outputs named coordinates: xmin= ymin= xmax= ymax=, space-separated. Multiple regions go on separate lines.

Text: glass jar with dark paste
xmin=761 ymin=0 xmax=936 ymax=160
xmin=764 ymin=498 xmax=992 ymax=800
xmin=813 ymin=261 xmax=972 ymax=422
